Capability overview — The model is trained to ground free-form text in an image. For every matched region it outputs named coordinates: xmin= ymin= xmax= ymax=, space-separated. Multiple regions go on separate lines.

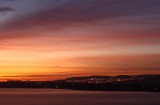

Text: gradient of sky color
xmin=0 ymin=0 xmax=160 ymax=81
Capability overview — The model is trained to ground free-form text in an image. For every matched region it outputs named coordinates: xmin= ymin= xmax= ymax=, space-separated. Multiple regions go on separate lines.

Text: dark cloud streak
xmin=0 ymin=0 xmax=160 ymax=44
xmin=0 ymin=7 xmax=14 ymax=12
xmin=4 ymin=0 xmax=160 ymax=29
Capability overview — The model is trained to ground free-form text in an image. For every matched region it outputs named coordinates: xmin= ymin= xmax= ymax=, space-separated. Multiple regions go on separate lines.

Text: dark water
xmin=0 ymin=89 xmax=159 ymax=105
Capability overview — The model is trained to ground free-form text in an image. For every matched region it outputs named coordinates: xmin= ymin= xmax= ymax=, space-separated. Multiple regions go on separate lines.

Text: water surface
xmin=0 ymin=89 xmax=159 ymax=105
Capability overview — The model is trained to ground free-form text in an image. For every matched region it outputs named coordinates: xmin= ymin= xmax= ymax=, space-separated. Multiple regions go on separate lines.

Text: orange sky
xmin=0 ymin=0 xmax=160 ymax=81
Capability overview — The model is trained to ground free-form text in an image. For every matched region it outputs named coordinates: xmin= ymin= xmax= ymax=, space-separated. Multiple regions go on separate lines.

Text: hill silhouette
xmin=0 ymin=75 xmax=159 ymax=92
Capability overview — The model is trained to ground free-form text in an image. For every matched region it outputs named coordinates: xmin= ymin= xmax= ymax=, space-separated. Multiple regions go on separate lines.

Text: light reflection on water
xmin=0 ymin=89 xmax=159 ymax=105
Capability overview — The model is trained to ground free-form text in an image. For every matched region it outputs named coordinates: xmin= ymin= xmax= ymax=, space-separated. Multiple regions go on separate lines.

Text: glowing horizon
xmin=0 ymin=0 xmax=160 ymax=81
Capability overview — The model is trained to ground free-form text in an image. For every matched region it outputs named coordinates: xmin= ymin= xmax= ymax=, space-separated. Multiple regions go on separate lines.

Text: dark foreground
xmin=0 ymin=89 xmax=160 ymax=105
xmin=1 ymin=75 xmax=160 ymax=92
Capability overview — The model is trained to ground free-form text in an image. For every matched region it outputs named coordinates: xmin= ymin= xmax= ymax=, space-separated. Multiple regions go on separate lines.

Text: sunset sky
xmin=0 ymin=0 xmax=160 ymax=81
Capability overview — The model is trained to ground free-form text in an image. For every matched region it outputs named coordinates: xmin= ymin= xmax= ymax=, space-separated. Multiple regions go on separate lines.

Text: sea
xmin=0 ymin=89 xmax=159 ymax=105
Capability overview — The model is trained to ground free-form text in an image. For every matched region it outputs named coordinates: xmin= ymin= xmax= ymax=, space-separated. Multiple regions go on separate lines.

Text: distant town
xmin=0 ymin=75 xmax=160 ymax=92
